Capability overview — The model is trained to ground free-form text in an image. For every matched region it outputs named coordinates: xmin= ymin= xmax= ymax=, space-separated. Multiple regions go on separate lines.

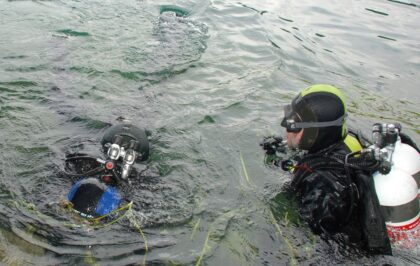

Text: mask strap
xmin=292 ymin=113 xmax=347 ymax=129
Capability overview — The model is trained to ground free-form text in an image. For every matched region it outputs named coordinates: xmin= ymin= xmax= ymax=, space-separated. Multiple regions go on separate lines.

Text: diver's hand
xmin=260 ymin=135 xmax=286 ymax=155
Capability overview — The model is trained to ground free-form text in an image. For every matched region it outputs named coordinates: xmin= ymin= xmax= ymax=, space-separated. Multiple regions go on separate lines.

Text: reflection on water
xmin=0 ymin=0 xmax=419 ymax=265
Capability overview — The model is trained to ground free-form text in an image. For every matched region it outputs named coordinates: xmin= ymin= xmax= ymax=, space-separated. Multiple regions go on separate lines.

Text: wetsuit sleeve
xmin=293 ymin=170 xmax=351 ymax=234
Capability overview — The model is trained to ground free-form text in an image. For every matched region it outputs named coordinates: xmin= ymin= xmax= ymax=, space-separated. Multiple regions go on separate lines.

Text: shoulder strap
xmin=344 ymin=132 xmax=363 ymax=152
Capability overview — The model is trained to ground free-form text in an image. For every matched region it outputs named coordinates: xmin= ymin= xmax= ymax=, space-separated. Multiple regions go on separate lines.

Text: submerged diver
xmin=64 ymin=123 xmax=150 ymax=219
xmin=261 ymin=84 xmax=420 ymax=254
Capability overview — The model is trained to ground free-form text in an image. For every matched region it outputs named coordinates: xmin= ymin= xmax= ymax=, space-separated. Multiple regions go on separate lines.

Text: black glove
xmin=260 ymin=136 xmax=286 ymax=155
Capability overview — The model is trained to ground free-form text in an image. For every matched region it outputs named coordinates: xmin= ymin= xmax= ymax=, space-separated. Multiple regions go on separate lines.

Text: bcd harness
xmin=288 ymin=135 xmax=392 ymax=255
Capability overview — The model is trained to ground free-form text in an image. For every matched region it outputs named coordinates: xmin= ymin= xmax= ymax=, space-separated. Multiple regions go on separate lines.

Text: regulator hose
xmin=64 ymin=156 xmax=106 ymax=178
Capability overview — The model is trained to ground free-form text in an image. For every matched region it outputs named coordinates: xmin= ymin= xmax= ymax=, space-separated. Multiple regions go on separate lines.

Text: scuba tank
xmin=391 ymin=140 xmax=420 ymax=199
xmin=261 ymin=122 xmax=419 ymax=252
xmin=370 ymin=123 xmax=420 ymax=244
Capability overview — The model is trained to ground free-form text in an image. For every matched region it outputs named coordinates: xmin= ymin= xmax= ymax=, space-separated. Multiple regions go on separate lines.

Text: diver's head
xmin=67 ymin=178 xmax=122 ymax=218
xmin=281 ymin=84 xmax=347 ymax=153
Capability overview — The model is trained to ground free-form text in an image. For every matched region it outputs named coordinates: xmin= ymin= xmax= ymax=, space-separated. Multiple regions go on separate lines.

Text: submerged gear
xmin=260 ymin=136 xmax=289 ymax=166
xmin=260 ymin=136 xmax=287 ymax=155
xmin=64 ymin=123 xmax=151 ymax=220
xmin=67 ymin=178 xmax=122 ymax=218
xmin=281 ymin=84 xmax=347 ymax=152
xmin=101 ymin=123 xmax=149 ymax=161
xmin=105 ymin=134 xmax=140 ymax=180
xmin=64 ymin=123 xmax=151 ymax=182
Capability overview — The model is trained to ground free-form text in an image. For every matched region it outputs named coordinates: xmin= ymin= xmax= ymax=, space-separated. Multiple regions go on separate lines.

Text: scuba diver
xmin=64 ymin=123 xmax=150 ymax=219
xmin=261 ymin=84 xmax=420 ymax=254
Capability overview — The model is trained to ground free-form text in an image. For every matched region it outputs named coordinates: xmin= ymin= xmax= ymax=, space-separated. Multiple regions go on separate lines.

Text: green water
xmin=0 ymin=0 xmax=419 ymax=265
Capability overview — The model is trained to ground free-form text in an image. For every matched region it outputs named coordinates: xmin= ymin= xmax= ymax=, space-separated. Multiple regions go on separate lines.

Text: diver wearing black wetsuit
xmin=275 ymin=84 xmax=392 ymax=254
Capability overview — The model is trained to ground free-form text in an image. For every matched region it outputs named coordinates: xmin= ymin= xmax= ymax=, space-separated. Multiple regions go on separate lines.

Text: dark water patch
xmin=269 ymin=39 xmax=281 ymax=49
xmin=17 ymin=94 xmax=45 ymax=101
xmin=388 ymin=0 xmax=417 ymax=7
xmin=111 ymin=69 xmax=142 ymax=81
xmin=238 ymin=3 xmax=267 ymax=15
xmin=315 ymin=33 xmax=325 ymax=37
xmin=15 ymin=145 xmax=50 ymax=155
xmin=69 ymin=116 xmax=111 ymax=129
xmin=378 ymin=35 xmax=397 ymax=41
xmin=160 ymin=5 xmax=190 ymax=17
xmin=0 ymin=86 xmax=46 ymax=102
xmin=293 ymin=35 xmax=303 ymax=42
xmin=302 ymin=45 xmax=315 ymax=54
xmin=147 ymin=156 xmax=184 ymax=177
xmin=0 ymin=105 xmax=26 ymax=112
xmin=224 ymin=101 xmax=243 ymax=110
xmin=0 ymin=87 xmax=17 ymax=93
xmin=281 ymin=28 xmax=291 ymax=34
xmin=365 ymin=8 xmax=389 ymax=16
xmin=0 ymin=185 xmax=13 ymax=201
xmin=198 ymin=115 xmax=216 ymax=124
xmin=111 ymin=67 xmax=190 ymax=86
xmin=78 ymin=90 xmax=105 ymax=101
xmin=68 ymin=66 xmax=103 ymax=76
xmin=56 ymin=29 xmax=90 ymax=37
xmin=0 ymin=80 xmax=37 ymax=87
xmin=5 ymin=65 xmax=47 ymax=72
xmin=279 ymin=16 xmax=294 ymax=22
xmin=2 ymin=55 xmax=27 ymax=59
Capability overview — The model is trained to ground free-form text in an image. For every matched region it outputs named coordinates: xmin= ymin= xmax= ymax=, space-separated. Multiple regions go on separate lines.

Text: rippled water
xmin=0 ymin=0 xmax=419 ymax=265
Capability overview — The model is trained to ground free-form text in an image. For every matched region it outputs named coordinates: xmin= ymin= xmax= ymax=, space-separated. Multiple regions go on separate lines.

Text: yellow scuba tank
xmin=371 ymin=123 xmax=420 ymax=245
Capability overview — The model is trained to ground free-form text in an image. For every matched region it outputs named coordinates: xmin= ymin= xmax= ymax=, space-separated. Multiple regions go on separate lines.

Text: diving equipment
xmin=281 ymin=104 xmax=346 ymax=133
xmin=105 ymin=134 xmax=140 ymax=180
xmin=263 ymin=120 xmax=419 ymax=251
xmin=369 ymin=123 xmax=420 ymax=244
xmin=67 ymin=178 xmax=122 ymax=218
xmin=260 ymin=135 xmax=287 ymax=155
xmin=64 ymin=123 xmax=150 ymax=219
xmin=101 ymin=123 xmax=149 ymax=161
xmin=392 ymin=140 xmax=420 ymax=198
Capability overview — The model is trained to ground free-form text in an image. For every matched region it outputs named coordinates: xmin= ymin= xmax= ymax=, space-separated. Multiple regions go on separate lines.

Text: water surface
xmin=0 ymin=0 xmax=419 ymax=265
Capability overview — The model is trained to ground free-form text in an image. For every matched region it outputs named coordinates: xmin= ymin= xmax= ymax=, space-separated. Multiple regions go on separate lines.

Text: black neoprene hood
xmin=284 ymin=85 xmax=347 ymax=152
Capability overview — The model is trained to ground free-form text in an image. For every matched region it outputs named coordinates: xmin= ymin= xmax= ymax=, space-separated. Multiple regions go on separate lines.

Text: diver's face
xmin=286 ymin=129 xmax=303 ymax=149
xmin=282 ymin=110 xmax=304 ymax=149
